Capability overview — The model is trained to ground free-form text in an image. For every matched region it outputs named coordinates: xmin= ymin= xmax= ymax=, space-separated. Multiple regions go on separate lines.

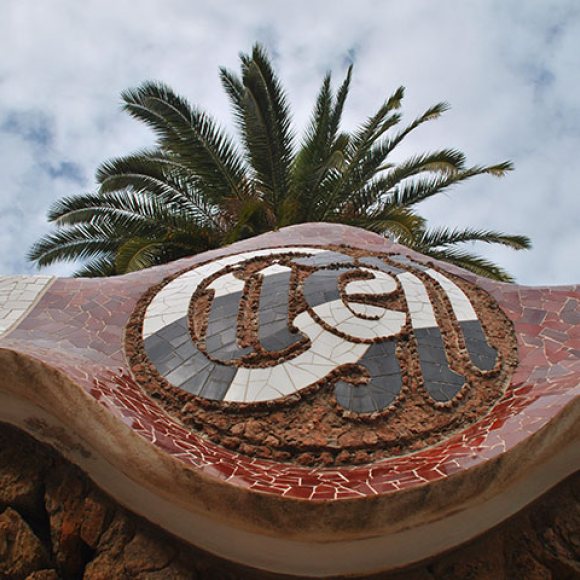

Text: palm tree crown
xmin=29 ymin=44 xmax=530 ymax=280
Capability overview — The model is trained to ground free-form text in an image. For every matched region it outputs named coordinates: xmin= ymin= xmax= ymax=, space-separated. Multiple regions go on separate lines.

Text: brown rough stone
xmin=44 ymin=464 xmax=90 ymax=578
xmin=80 ymin=492 xmax=111 ymax=549
xmin=0 ymin=428 xmax=51 ymax=515
xmin=25 ymin=571 xmax=59 ymax=580
xmin=0 ymin=507 xmax=50 ymax=578
xmin=82 ymin=554 xmax=128 ymax=580
xmin=83 ymin=512 xmax=134 ymax=579
xmin=123 ymin=529 xmax=176 ymax=574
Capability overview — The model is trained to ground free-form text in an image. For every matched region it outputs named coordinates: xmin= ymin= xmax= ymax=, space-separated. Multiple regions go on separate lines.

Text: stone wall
xmin=0 ymin=424 xmax=578 ymax=580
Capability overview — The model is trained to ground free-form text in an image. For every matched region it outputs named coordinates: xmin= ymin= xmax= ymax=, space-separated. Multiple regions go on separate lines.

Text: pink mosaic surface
xmin=1 ymin=224 xmax=579 ymax=500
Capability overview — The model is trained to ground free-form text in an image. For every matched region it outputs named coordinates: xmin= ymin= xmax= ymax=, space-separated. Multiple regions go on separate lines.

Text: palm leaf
xmin=115 ymin=238 xmax=167 ymax=273
xmin=219 ymin=67 xmax=246 ymax=133
xmin=319 ymin=86 xmax=405 ymax=218
xmin=28 ymin=222 xmax=125 ymax=267
xmin=237 ymin=44 xmax=294 ymax=213
xmin=344 ymin=207 xmax=427 ymax=240
xmin=328 ymin=65 xmax=352 ymax=140
xmin=387 ymin=162 xmax=514 ymax=208
xmin=421 ymin=247 xmax=515 ymax=282
xmin=73 ymin=255 xmax=117 ymax=278
xmin=122 ymin=82 xmax=248 ymax=201
xmin=378 ymin=102 xmax=450 ymax=163
xmin=413 ymin=226 xmax=531 ymax=251
xmin=289 ymin=73 xmax=335 ymax=222
xmin=48 ymin=191 xmax=215 ymax=236
xmin=96 ymin=153 xmax=222 ymax=229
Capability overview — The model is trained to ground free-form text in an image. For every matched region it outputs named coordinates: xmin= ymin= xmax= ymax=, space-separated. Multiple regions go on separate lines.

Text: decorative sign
xmin=127 ymin=246 xmax=517 ymax=464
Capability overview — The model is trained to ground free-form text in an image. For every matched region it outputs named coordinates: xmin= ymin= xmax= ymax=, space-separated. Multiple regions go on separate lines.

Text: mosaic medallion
xmin=126 ymin=246 xmax=518 ymax=465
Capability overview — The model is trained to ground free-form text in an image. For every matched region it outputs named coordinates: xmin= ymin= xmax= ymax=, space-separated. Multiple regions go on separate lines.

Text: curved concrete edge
xmin=0 ymin=347 xmax=578 ymax=577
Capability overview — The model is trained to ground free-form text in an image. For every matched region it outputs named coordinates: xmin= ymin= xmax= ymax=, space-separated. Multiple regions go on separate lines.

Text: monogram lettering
xmin=141 ymin=247 xmax=499 ymax=414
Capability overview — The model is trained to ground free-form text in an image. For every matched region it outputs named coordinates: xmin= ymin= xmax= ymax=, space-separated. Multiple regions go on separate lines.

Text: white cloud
xmin=0 ymin=0 xmax=579 ymax=284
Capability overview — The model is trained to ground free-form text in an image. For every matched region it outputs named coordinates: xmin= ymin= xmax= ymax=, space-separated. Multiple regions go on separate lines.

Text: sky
xmin=1 ymin=0 xmax=579 ymax=285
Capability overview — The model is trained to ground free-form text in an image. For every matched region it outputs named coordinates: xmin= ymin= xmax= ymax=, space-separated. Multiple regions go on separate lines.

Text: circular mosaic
xmin=125 ymin=246 xmax=518 ymax=466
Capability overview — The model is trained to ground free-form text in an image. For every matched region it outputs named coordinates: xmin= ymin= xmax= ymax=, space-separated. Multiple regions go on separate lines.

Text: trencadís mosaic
xmin=126 ymin=246 xmax=518 ymax=465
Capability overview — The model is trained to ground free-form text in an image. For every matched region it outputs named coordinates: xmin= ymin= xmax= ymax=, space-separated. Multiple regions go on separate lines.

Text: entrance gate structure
xmin=0 ymin=224 xmax=578 ymax=577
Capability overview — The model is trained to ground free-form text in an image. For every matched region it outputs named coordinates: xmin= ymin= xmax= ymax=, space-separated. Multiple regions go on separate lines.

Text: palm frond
xmin=73 ymin=255 xmax=117 ymax=278
xmin=380 ymin=102 xmax=450 ymax=159
xmin=95 ymin=153 xmax=222 ymax=229
xmin=48 ymin=190 xmax=217 ymax=236
xmin=351 ymin=86 xmax=404 ymax=150
xmin=289 ymin=73 xmax=335 ymax=222
xmin=346 ymin=208 xmax=427 ymax=241
xmin=318 ymin=87 xmax=405 ymax=218
xmin=116 ymin=229 xmax=219 ymax=274
xmin=223 ymin=198 xmax=273 ymax=243
xmin=27 ymin=222 xmax=125 ymax=267
xmin=115 ymin=238 xmax=167 ymax=273
xmin=122 ymin=81 xmax=248 ymax=201
xmin=329 ymin=65 xmax=352 ymax=140
xmin=413 ymin=226 xmax=531 ymax=251
xmin=420 ymin=246 xmax=515 ymax=282
xmin=387 ymin=162 xmax=514 ymax=208
xmin=237 ymin=44 xmax=294 ymax=212
xmin=329 ymin=103 xmax=455 ymax=205
xmin=219 ymin=67 xmax=246 ymax=129
xmin=382 ymin=149 xmax=466 ymax=180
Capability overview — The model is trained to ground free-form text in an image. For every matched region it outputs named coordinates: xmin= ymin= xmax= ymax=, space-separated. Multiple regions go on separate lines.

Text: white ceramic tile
xmin=330 ymin=338 xmax=360 ymax=360
xmin=223 ymin=373 xmax=249 ymax=402
xmin=348 ymin=302 xmax=386 ymax=318
xmin=142 ymin=315 xmax=166 ymax=337
xmin=0 ymin=275 xmax=54 ymax=336
xmin=313 ymin=301 xmax=350 ymax=326
xmin=284 ymin=363 xmax=319 ymax=384
xmin=426 ymin=268 xmax=478 ymax=321
xmin=344 ymin=269 xmax=397 ymax=296
xmin=397 ymin=272 xmax=437 ymax=329
xmin=311 ymin=334 xmax=338 ymax=359
xmin=266 ymin=366 xmax=296 ymax=396
xmin=258 ymin=263 xmax=291 ymax=277
xmin=378 ymin=312 xmax=408 ymax=336
xmin=313 ymin=299 xmax=405 ymax=341
xmin=20 ymin=291 xmax=41 ymax=301
xmin=252 ymin=384 xmax=286 ymax=402
xmin=207 ymin=272 xmax=245 ymax=297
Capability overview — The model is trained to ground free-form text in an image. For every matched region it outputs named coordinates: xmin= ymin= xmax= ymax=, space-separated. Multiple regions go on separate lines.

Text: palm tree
xmin=28 ymin=44 xmax=530 ymax=281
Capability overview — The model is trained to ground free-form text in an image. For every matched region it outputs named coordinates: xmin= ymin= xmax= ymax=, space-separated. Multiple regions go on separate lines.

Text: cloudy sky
xmin=1 ymin=0 xmax=579 ymax=285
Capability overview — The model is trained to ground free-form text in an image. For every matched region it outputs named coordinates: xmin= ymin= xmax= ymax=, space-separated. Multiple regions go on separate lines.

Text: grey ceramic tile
xmin=303 ymin=268 xmax=354 ymax=308
xmin=359 ymin=256 xmax=405 ymax=275
xmin=292 ymin=251 xmax=353 ymax=268
xmin=414 ymin=327 xmax=465 ymax=401
xmin=460 ymin=320 xmax=497 ymax=371
xmin=390 ymin=255 xmax=428 ymax=271
xmin=205 ymin=292 xmax=252 ymax=361
xmin=258 ymin=270 xmax=304 ymax=352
